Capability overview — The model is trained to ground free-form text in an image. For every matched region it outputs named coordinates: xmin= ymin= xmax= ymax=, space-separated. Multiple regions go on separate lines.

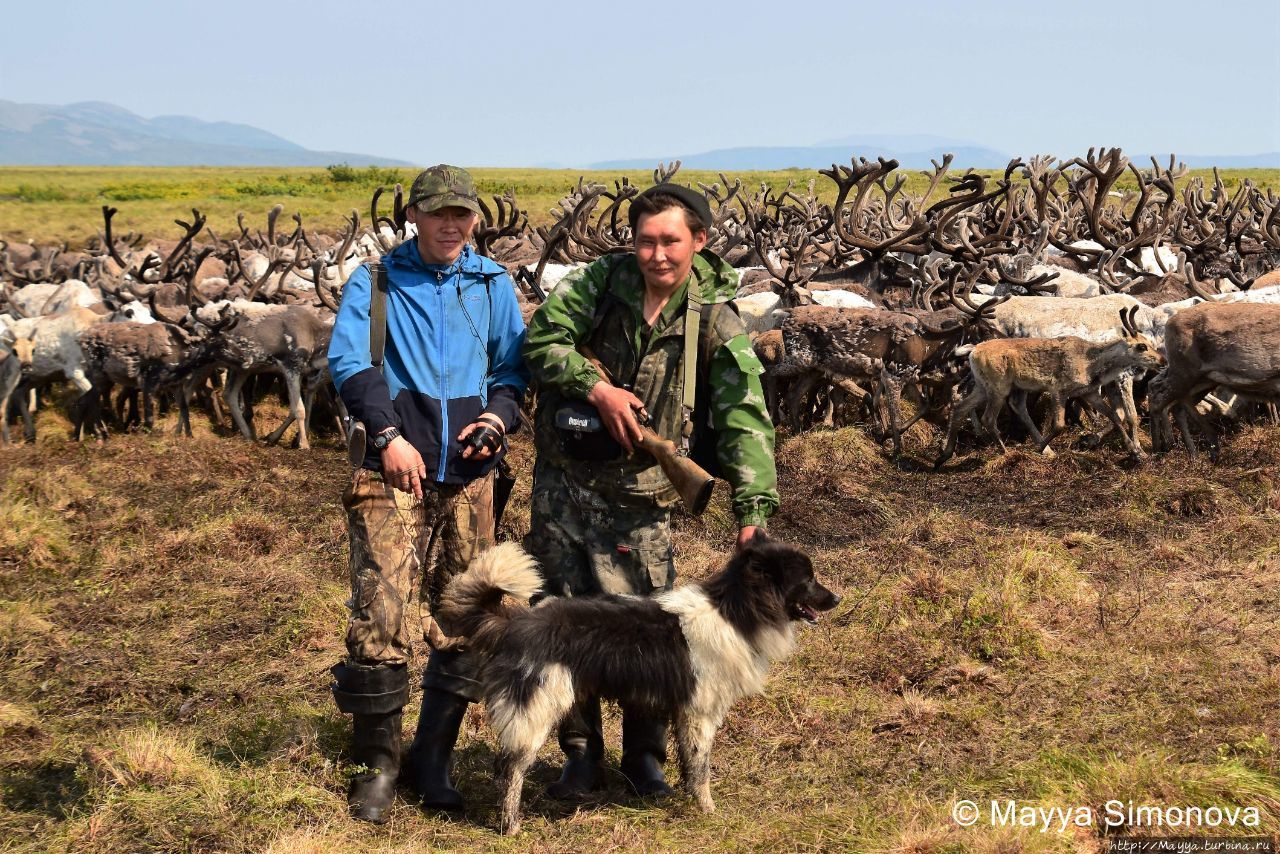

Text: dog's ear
xmin=736 ymin=529 xmax=773 ymax=572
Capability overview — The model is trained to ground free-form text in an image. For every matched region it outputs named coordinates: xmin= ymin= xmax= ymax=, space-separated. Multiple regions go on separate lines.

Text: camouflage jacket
xmin=522 ymin=249 xmax=778 ymax=528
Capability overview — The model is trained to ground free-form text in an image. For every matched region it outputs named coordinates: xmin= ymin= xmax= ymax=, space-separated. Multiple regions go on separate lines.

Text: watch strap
xmin=373 ymin=426 xmax=400 ymax=449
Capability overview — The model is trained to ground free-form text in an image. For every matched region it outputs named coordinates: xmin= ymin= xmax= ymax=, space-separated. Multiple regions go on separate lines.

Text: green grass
xmin=0 ymin=400 xmax=1278 ymax=851
xmin=3 ymin=164 xmax=1277 ymax=250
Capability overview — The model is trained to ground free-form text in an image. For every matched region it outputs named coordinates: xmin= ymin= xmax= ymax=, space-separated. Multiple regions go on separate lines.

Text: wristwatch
xmin=371 ymin=427 xmax=401 ymax=451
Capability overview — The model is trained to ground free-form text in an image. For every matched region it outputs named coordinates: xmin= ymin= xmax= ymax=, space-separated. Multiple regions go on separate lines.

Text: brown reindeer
xmin=1148 ymin=302 xmax=1280 ymax=460
xmin=936 ymin=307 xmax=1164 ymax=466
xmin=780 ymin=292 xmax=1001 ymax=456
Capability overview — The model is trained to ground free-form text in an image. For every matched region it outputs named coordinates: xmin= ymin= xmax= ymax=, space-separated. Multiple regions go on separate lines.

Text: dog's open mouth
xmin=790 ymin=602 xmax=822 ymax=625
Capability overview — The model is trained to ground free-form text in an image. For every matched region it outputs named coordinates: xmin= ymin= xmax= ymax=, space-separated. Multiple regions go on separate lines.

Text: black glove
xmin=462 ymin=422 xmax=503 ymax=456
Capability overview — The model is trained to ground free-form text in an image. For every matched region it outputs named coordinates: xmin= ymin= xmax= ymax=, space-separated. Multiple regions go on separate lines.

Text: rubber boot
xmin=331 ymin=661 xmax=410 ymax=824
xmin=545 ymin=697 xmax=604 ymax=800
xmin=403 ymin=688 xmax=468 ymax=811
xmin=620 ymin=709 xmax=675 ymax=798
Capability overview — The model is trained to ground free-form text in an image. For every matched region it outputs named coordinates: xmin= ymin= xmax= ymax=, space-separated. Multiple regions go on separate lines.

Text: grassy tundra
xmin=1 ymin=165 xmax=1279 ymax=850
xmin=0 ymin=398 xmax=1277 ymax=852
xmin=2 ymin=164 xmax=1278 ymax=247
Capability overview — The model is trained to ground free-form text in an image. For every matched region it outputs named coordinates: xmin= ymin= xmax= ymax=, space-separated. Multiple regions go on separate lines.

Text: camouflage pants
xmin=342 ymin=468 xmax=494 ymax=701
xmin=524 ymin=458 xmax=675 ymax=598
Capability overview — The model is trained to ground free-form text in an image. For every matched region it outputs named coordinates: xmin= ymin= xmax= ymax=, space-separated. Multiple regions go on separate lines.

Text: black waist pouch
xmin=555 ymin=400 xmax=622 ymax=461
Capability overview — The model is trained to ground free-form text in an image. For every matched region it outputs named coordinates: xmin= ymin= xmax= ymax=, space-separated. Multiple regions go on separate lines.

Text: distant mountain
xmin=590 ymin=142 xmax=1013 ymax=171
xmin=589 ymin=138 xmax=1280 ymax=172
xmin=813 ymin=133 xmax=986 ymax=151
xmin=1148 ymin=152 xmax=1280 ymax=169
xmin=0 ymin=100 xmax=411 ymax=166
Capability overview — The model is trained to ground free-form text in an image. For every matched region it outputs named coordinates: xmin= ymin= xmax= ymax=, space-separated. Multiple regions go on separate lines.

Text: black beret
xmin=630 ymin=183 xmax=713 ymax=231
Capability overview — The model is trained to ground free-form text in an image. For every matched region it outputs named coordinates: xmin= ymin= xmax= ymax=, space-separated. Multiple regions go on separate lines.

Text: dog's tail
xmin=437 ymin=542 xmax=543 ymax=649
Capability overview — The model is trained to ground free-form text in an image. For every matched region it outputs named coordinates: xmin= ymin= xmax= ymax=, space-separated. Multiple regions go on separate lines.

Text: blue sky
xmin=2 ymin=0 xmax=1277 ymax=166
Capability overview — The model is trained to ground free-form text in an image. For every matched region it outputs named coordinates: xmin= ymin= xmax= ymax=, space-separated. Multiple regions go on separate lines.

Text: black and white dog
xmin=437 ymin=532 xmax=840 ymax=835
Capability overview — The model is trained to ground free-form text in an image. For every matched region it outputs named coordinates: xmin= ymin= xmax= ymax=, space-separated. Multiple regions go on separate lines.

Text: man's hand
xmin=736 ymin=526 xmax=763 ymax=550
xmin=457 ymin=414 xmax=505 ymax=461
xmin=587 ymin=380 xmax=647 ymax=455
xmin=381 ymin=435 xmax=427 ymax=499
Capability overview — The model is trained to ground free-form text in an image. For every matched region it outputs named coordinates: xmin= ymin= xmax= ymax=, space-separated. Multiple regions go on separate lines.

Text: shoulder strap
xmin=680 ymin=287 xmax=704 ymax=442
xmin=478 ymin=270 xmax=502 ymax=381
xmin=697 ymin=302 xmax=724 ymax=376
xmin=369 ymin=261 xmax=388 ymax=371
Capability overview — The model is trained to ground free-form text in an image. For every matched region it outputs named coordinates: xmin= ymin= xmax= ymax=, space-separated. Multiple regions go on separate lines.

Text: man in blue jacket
xmin=327 ymin=165 xmax=529 ymax=822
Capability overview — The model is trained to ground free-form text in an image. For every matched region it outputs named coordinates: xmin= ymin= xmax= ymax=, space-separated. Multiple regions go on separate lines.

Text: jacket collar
xmin=611 ymin=248 xmax=738 ymax=308
xmin=386 ymin=240 xmax=489 ymax=276
xmin=690 ymin=248 xmax=739 ymax=305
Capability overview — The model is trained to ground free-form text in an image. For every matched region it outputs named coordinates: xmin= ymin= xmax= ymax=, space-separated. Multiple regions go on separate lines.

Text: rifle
xmin=579 ymin=345 xmax=716 ymax=515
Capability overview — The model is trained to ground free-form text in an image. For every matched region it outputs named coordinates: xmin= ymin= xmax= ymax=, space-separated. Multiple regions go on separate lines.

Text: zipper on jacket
xmin=435 ymin=271 xmax=449 ymax=483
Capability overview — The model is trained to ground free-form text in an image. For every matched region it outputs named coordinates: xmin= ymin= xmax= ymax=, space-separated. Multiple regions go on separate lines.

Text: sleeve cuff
xmin=484 ymin=386 xmax=524 ymax=433
xmin=366 ymin=410 xmax=401 ymax=435
xmin=734 ymin=504 xmax=775 ymax=529
xmin=567 ymin=372 xmax=601 ymax=401
xmin=336 ymin=366 xmax=400 ymax=435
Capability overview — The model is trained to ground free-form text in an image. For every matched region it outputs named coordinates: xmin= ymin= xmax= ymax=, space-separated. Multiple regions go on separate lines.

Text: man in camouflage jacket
xmin=521 ymin=183 xmax=778 ymax=799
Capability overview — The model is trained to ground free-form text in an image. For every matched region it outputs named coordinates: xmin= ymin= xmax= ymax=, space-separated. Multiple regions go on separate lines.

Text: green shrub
xmin=101 ymin=183 xmax=174 ymax=201
xmin=13 ymin=184 xmax=71 ymax=202
xmin=324 ymin=163 xmax=360 ymax=183
xmin=322 ymin=163 xmax=408 ymax=187
xmin=227 ymin=177 xmax=307 ymax=197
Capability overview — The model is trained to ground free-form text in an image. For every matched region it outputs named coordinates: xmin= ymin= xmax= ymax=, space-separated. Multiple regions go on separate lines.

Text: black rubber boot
xmin=545 ymin=697 xmax=604 ymax=800
xmin=620 ymin=709 xmax=675 ymax=798
xmin=331 ymin=661 xmax=410 ymax=824
xmin=403 ymin=688 xmax=468 ymax=811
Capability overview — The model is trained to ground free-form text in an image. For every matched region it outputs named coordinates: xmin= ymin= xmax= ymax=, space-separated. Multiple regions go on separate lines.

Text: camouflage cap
xmin=406 ymin=164 xmax=481 ymax=215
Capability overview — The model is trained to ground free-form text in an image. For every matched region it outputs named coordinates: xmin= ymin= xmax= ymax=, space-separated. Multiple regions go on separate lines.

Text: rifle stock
xmin=346 ymin=419 xmax=367 ymax=468
xmin=579 ymin=347 xmax=715 ymax=515
xmin=632 ymin=424 xmax=716 ymax=515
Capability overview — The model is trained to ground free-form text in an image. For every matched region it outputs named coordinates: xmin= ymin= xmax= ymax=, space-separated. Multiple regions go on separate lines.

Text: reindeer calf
xmin=936 ymin=307 xmax=1164 ymax=467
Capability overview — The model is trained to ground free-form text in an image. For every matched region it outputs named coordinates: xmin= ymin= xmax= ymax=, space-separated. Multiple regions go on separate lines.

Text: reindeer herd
xmin=2 ymin=149 xmax=1279 ymax=467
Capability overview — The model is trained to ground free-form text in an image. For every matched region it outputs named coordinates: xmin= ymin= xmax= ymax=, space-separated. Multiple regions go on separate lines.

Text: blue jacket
xmin=328 ymin=240 xmax=529 ymax=484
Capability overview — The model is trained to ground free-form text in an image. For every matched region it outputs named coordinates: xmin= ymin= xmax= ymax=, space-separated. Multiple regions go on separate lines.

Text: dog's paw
xmin=696 ymin=796 xmax=716 ymax=814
